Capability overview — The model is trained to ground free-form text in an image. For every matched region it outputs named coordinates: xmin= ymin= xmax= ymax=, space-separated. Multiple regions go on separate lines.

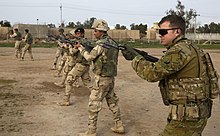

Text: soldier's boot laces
xmin=57 ymin=95 xmax=70 ymax=106
xmin=77 ymin=130 xmax=96 ymax=136
xmin=111 ymin=121 xmax=125 ymax=134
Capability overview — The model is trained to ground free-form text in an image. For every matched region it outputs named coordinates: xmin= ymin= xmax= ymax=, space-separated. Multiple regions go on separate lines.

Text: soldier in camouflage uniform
xmin=57 ymin=27 xmax=92 ymax=106
xmin=54 ymin=32 xmax=76 ymax=87
xmin=76 ymin=19 xmax=125 ymax=136
xmin=122 ymin=15 xmax=216 ymax=136
xmin=54 ymin=33 xmax=74 ymax=77
xmin=21 ymin=29 xmax=34 ymax=61
xmin=52 ymin=28 xmax=66 ymax=70
xmin=10 ymin=28 xmax=22 ymax=59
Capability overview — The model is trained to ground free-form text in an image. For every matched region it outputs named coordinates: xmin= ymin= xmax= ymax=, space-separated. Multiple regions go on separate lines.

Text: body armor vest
xmin=26 ymin=33 xmax=33 ymax=44
xmin=160 ymin=39 xmax=209 ymax=104
xmin=15 ymin=32 xmax=22 ymax=41
xmin=93 ymin=36 xmax=118 ymax=77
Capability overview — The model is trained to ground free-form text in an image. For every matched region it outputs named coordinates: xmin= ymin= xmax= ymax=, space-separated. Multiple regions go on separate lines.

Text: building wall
xmin=13 ymin=24 xmax=48 ymax=39
xmin=0 ymin=27 xmax=10 ymax=40
xmin=1 ymin=24 xmax=220 ymax=41
xmin=49 ymin=28 xmax=140 ymax=41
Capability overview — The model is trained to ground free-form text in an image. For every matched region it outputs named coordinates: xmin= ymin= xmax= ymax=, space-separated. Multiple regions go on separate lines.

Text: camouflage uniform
xmin=55 ymin=42 xmax=71 ymax=77
xmin=131 ymin=36 xmax=212 ymax=136
xmin=54 ymin=42 xmax=79 ymax=87
xmin=52 ymin=31 xmax=66 ymax=70
xmin=21 ymin=30 xmax=34 ymax=60
xmin=78 ymin=34 xmax=124 ymax=136
xmin=10 ymin=29 xmax=22 ymax=59
xmin=58 ymin=37 xmax=92 ymax=106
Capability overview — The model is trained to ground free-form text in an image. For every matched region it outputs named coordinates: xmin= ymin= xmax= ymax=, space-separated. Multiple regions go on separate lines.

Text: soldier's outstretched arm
xmin=75 ymin=42 xmax=104 ymax=62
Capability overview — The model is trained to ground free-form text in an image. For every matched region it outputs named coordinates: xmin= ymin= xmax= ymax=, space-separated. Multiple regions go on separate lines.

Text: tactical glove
xmin=121 ymin=45 xmax=139 ymax=60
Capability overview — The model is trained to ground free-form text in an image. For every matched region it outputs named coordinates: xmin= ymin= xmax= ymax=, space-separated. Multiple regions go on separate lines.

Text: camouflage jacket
xmin=79 ymin=34 xmax=119 ymax=77
xmin=131 ymin=35 xmax=201 ymax=82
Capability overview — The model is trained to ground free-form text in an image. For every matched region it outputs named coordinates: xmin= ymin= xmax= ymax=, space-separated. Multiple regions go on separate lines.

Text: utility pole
xmin=193 ymin=13 xmax=200 ymax=42
xmin=37 ymin=19 xmax=39 ymax=39
xmin=60 ymin=4 xmax=63 ymax=27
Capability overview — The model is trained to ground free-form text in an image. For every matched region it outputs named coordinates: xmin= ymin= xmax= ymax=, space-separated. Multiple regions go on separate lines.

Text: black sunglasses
xmin=158 ymin=28 xmax=179 ymax=36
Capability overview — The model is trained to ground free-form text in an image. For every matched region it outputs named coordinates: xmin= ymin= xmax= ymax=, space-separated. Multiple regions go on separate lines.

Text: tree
xmin=66 ymin=17 xmax=96 ymax=29
xmin=197 ymin=22 xmax=220 ymax=33
xmin=0 ymin=20 xmax=11 ymax=27
xmin=209 ymin=22 xmax=220 ymax=33
xmin=47 ymin=23 xmax=56 ymax=28
xmin=75 ymin=21 xmax=83 ymax=28
xmin=115 ymin=24 xmax=127 ymax=30
xmin=130 ymin=23 xmax=147 ymax=34
xmin=66 ymin=22 xmax=76 ymax=28
xmin=83 ymin=17 xmax=96 ymax=29
xmin=166 ymin=0 xmax=197 ymax=30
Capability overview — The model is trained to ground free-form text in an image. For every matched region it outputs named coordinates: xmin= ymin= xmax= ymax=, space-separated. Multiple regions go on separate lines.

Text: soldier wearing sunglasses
xmin=130 ymin=15 xmax=215 ymax=135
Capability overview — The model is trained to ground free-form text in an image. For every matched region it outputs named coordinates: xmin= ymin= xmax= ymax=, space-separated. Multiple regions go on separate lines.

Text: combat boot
xmin=51 ymin=64 xmax=56 ymax=70
xmin=111 ymin=120 xmax=125 ymax=134
xmin=54 ymin=82 xmax=65 ymax=88
xmin=77 ymin=130 xmax=96 ymax=136
xmin=73 ymin=79 xmax=80 ymax=88
xmin=57 ymin=94 xmax=70 ymax=106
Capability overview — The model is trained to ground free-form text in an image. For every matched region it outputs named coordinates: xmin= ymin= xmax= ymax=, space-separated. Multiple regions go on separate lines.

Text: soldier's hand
xmin=74 ymin=42 xmax=81 ymax=48
xmin=121 ymin=45 xmax=139 ymax=60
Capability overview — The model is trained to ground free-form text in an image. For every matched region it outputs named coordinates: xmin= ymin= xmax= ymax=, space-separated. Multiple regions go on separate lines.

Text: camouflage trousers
xmin=87 ymin=75 xmax=122 ymax=132
xmin=21 ymin=43 xmax=33 ymax=59
xmin=58 ymin=60 xmax=75 ymax=84
xmin=159 ymin=118 xmax=207 ymax=136
xmin=53 ymin=47 xmax=65 ymax=65
xmin=65 ymin=63 xmax=91 ymax=95
xmin=14 ymin=40 xmax=22 ymax=58
xmin=57 ymin=54 xmax=68 ymax=75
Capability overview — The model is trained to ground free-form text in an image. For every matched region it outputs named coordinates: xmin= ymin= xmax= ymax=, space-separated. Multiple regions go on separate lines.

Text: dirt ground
xmin=0 ymin=47 xmax=220 ymax=136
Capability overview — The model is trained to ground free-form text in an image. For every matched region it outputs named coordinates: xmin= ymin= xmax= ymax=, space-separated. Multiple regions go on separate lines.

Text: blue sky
xmin=0 ymin=0 xmax=220 ymax=29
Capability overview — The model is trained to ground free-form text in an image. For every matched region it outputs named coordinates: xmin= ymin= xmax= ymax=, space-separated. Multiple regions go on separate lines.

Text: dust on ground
xmin=0 ymin=47 xmax=220 ymax=136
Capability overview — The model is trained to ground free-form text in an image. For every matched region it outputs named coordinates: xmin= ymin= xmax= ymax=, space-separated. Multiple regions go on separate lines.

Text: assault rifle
xmin=49 ymin=35 xmax=158 ymax=62
xmin=48 ymin=34 xmax=94 ymax=52
xmin=103 ymin=42 xmax=159 ymax=62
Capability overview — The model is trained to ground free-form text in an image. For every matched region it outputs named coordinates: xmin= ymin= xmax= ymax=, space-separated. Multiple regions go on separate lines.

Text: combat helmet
xmin=91 ymin=19 xmax=109 ymax=31
xmin=69 ymin=29 xmax=75 ymax=35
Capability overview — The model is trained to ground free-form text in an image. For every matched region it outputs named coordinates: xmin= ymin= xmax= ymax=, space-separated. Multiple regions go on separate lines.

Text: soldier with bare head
xmin=122 ymin=15 xmax=219 ymax=136
xmin=9 ymin=28 xmax=22 ymax=59
xmin=21 ymin=29 xmax=34 ymax=61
